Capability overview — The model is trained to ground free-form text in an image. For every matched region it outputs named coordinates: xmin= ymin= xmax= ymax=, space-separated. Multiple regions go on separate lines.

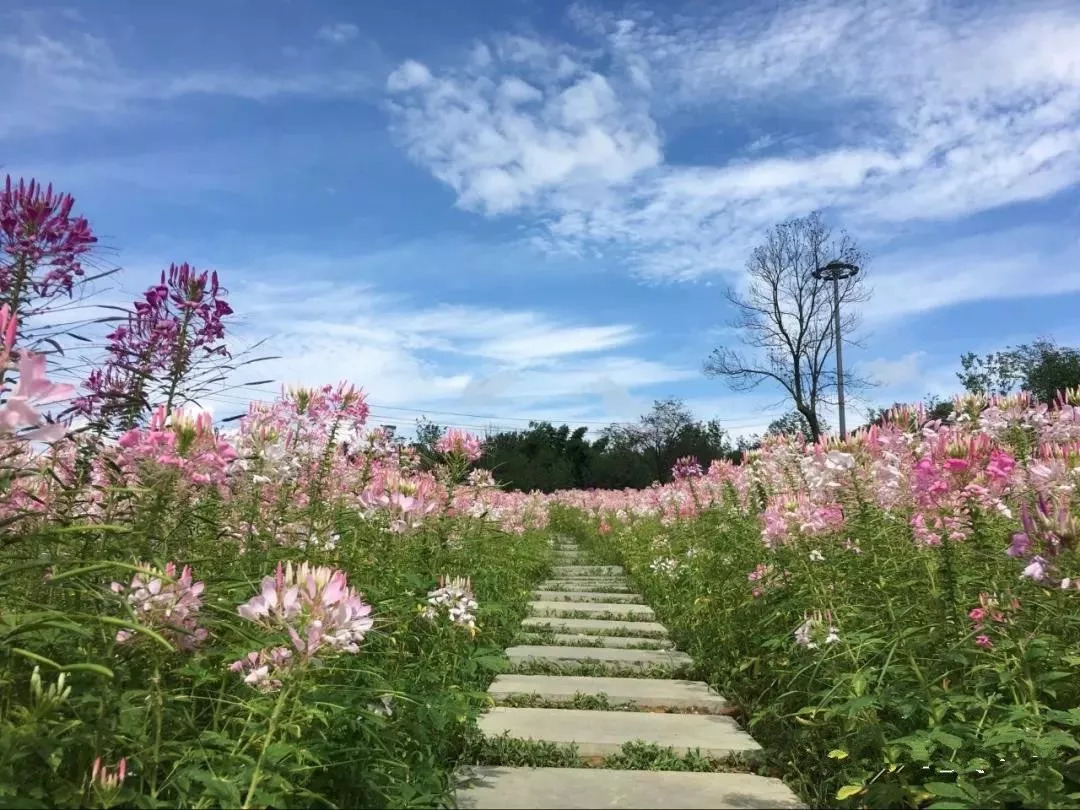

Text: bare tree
xmin=703 ymin=212 xmax=869 ymax=442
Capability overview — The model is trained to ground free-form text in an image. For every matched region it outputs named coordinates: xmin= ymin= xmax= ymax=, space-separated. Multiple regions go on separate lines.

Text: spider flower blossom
xmin=423 ymin=574 xmax=478 ymax=636
xmin=968 ymin=592 xmax=1020 ymax=647
xmin=671 ymin=455 xmax=704 ymax=480
xmin=110 ymin=562 xmax=208 ymax=651
xmin=649 ymin=556 xmax=681 ymax=577
xmin=793 ymin=611 xmax=840 ymax=649
xmin=435 ymin=428 xmax=483 ymax=462
xmin=1 ymin=175 xmax=96 ymax=299
xmin=236 ymin=561 xmax=374 ymax=658
xmin=90 ymin=757 xmax=127 ymax=791
xmin=1008 ymin=498 xmax=1079 ymax=586
xmin=228 ymin=647 xmax=293 ymax=693
xmin=114 ymin=406 xmax=237 ymax=486
xmin=0 ymin=306 xmax=73 ymax=441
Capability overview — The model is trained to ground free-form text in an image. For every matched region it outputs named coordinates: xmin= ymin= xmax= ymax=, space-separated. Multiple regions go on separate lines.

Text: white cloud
xmin=216 ymin=276 xmax=691 ymax=427
xmin=0 ymin=25 xmax=377 ymax=136
xmin=386 ymin=34 xmax=661 ymax=215
xmin=316 ymin=22 xmax=359 ymax=44
xmin=861 ymin=351 xmax=925 ymax=388
xmin=386 ymin=0 xmax=1080 ymax=284
xmin=861 ymin=225 xmax=1080 ymax=323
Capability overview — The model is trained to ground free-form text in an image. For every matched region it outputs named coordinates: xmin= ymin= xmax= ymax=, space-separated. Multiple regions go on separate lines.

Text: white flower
xmin=794 ymin=611 xmax=840 ymax=649
xmin=649 ymin=557 xmax=680 ymax=577
xmin=424 ymin=575 xmax=478 ymax=634
xmin=824 ymin=451 xmax=856 ymax=471
xmin=793 ymin=618 xmax=816 ymax=649
xmin=809 ymin=549 xmax=825 ymax=562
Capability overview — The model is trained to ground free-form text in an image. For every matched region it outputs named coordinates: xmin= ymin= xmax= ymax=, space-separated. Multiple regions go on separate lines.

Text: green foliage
xmin=766 ymin=410 xmax=828 ymax=442
xmin=435 ymin=400 xmax=738 ymax=493
xmin=0 ymin=514 xmax=550 ymax=808
xmin=555 ymin=506 xmax=1080 ymax=809
xmin=958 ymin=338 xmax=1080 ymax=404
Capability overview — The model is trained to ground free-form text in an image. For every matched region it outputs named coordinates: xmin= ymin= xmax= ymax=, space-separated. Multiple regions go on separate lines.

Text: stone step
xmin=505 ymin=645 xmax=692 ymax=672
xmin=552 ymin=565 xmax=624 ymax=576
xmin=521 ymin=617 xmax=669 ymax=637
xmin=532 ymin=591 xmax=644 ymax=603
xmin=476 ymin=707 xmax=759 ymax=759
xmin=530 ymin=601 xmax=655 ymax=619
xmin=487 ymin=674 xmax=730 ymax=713
xmin=456 ymin=767 xmax=804 ymax=809
xmin=538 ymin=581 xmax=635 ymax=593
xmin=518 ymin=633 xmax=674 ymax=649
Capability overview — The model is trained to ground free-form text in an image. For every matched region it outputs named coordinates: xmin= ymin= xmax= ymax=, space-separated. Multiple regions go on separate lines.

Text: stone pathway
xmin=455 ymin=536 xmax=804 ymax=809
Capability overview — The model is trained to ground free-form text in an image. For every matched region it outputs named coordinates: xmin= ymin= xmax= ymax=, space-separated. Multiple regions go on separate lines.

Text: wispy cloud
xmin=219 ymin=275 xmax=694 ymax=423
xmin=316 ymin=22 xmax=359 ymax=44
xmin=862 ymin=225 xmax=1080 ymax=323
xmin=0 ymin=19 xmax=377 ymax=137
xmin=861 ymin=351 xmax=925 ymax=388
xmin=387 ymin=0 xmax=1080 ymax=282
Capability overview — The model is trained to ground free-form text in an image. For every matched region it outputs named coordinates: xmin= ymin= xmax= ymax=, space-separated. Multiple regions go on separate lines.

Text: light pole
xmin=812 ymin=260 xmax=860 ymax=440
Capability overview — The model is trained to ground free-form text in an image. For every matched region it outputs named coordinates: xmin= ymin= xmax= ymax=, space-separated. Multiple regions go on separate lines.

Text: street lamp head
xmin=812 ymin=260 xmax=860 ymax=281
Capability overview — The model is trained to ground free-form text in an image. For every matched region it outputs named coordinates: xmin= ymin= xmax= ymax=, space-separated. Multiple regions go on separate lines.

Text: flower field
xmin=2 ymin=175 xmax=1079 ymax=808
xmin=551 ymin=400 xmax=1080 ymax=808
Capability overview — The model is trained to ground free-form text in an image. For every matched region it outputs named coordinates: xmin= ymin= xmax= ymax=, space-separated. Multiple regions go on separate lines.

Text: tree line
xmin=408 ymin=399 xmax=749 ymax=492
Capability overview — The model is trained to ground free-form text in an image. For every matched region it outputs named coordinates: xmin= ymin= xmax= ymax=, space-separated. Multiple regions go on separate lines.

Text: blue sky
xmin=4 ymin=0 xmax=1080 ymax=439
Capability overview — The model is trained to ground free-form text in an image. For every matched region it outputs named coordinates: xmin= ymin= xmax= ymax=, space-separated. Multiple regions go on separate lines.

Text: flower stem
xmin=242 ymin=683 xmax=290 ymax=809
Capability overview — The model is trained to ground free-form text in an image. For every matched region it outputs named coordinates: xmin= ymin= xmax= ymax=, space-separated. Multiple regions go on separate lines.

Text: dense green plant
xmin=0 ymin=514 xmax=549 ymax=808
xmin=555 ymin=504 xmax=1080 ymax=809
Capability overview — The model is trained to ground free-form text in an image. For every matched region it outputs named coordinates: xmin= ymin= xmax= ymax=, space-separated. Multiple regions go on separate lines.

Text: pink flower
xmin=229 ymin=647 xmax=292 ymax=692
xmin=968 ymin=607 xmax=986 ymax=622
xmin=0 ymin=350 xmax=73 ymax=441
xmin=1006 ymin=531 xmax=1031 ymax=558
xmin=1 ymin=176 xmax=96 ymax=299
xmin=90 ymin=756 xmax=127 ymax=790
xmin=1021 ymin=555 xmax=1050 ymax=583
xmin=975 ymin=634 xmax=993 ymax=649
xmin=435 ymin=428 xmax=483 ymax=462
xmin=671 ymin=456 xmax=704 ymax=480
xmin=234 ymin=561 xmax=374 ymax=687
xmin=111 ymin=562 xmax=207 ymax=651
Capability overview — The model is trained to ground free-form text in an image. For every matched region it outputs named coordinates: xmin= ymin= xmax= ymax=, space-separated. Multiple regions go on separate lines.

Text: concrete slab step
xmin=487 ymin=674 xmax=730 ymax=713
xmin=517 ymin=633 xmax=674 ymax=649
xmin=532 ymin=591 xmax=644 ymax=603
xmin=505 ymin=645 xmax=692 ymax=672
xmin=552 ymin=565 xmax=624 ymax=576
xmin=538 ymin=581 xmax=635 ymax=593
xmin=477 ymin=707 xmax=759 ymax=758
xmin=456 ymin=767 xmax=804 ymax=809
xmin=530 ymin=601 xmax=655 ymax=619
xmin=520 ymin=617 xmax=669 ymax=637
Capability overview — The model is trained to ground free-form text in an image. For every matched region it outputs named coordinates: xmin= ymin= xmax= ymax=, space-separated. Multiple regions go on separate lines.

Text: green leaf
xmin=836 ymin=785 xmax=864 ymax=801
xmin=10 ymin=648 xmax=61 ymax=669
xmin=925 ymin=782 xmax=971 ymax=800
xmin=828 ymin=749 xmax=849 ymax=760
xmin=93 ymin=615 xmax=175 ymax=652
xmin=929 ymin=729 xmax=963 ymax=749
xmin=57 ymin=663 xmax=113 ymax=678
